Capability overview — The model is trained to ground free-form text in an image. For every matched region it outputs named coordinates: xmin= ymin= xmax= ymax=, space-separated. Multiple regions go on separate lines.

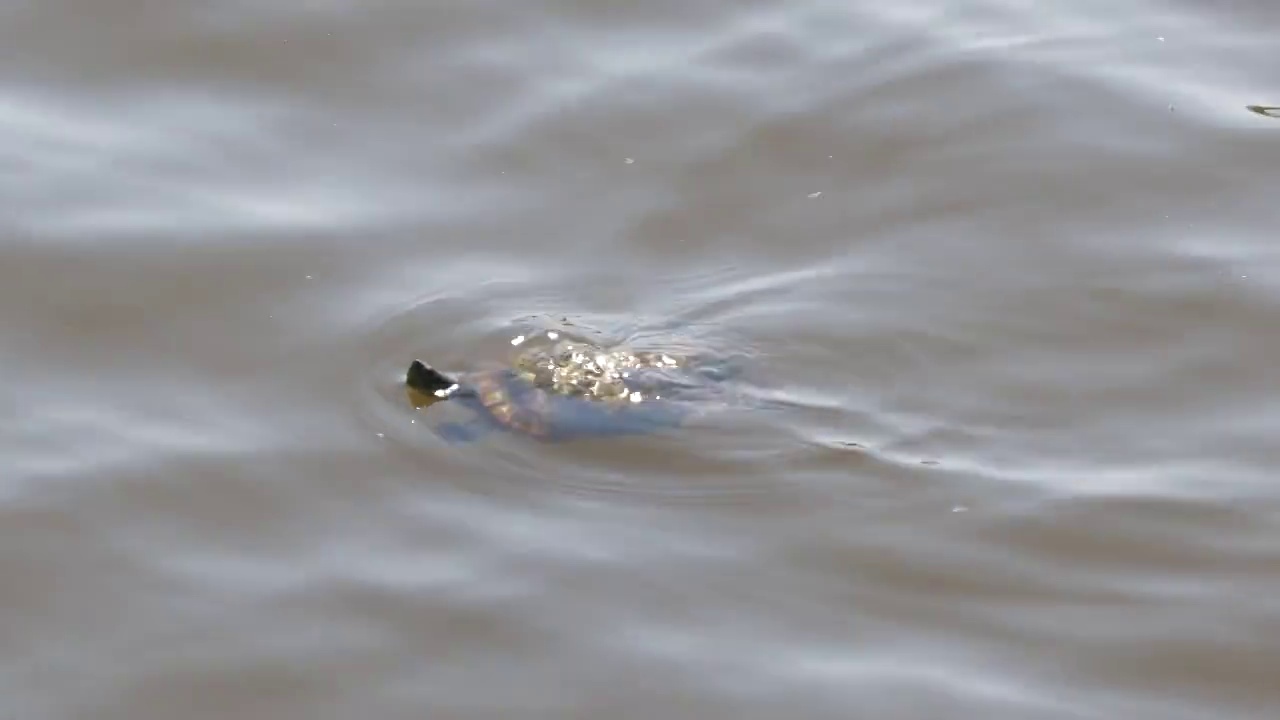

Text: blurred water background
xmin=2 ymin=1 xmax=1278 ymax=718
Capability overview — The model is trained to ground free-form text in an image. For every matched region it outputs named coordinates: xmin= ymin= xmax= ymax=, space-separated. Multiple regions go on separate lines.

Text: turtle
xmin=404 ymin=334 xmax=743 ymax=443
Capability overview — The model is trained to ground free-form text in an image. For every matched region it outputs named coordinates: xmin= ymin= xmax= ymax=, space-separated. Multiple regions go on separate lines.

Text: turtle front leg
xmin=435 ymin=419 xmax=490 ymax=444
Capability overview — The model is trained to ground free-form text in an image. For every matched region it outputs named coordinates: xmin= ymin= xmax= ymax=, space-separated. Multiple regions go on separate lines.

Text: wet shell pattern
xmin=512 ymin=338 xmax=684 ymax=405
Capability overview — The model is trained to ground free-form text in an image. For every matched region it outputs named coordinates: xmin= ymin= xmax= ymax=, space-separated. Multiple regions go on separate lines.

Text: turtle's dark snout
xmin=406 ymin=360 xmax=459 ymax=397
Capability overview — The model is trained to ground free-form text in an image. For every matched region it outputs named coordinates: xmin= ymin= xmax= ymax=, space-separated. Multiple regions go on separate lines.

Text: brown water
xmin=3 ymin=1 xmax=1279 ymax=718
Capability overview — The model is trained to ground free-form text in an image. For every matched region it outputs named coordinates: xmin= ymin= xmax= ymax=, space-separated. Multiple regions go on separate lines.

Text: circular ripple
xmin=350 ymin=294 xmax=797 ymax=504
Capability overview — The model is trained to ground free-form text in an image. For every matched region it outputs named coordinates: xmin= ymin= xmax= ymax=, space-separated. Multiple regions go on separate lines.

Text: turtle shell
xmin=509 ymin=338 xmax=692 ymax=402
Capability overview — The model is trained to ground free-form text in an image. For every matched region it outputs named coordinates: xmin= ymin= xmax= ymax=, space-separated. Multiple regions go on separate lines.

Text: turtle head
xmin=406 ymin=360 xmax=461 ymax=399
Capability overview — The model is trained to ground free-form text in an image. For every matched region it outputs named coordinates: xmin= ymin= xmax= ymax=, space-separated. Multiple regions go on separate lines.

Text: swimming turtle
xmin=404 ymin=334 xmax=742 ymax=443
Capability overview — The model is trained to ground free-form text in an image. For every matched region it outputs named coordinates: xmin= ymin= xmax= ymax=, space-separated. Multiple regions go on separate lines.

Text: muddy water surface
xmin=2 ymin=1 xmax=1279 ymax=718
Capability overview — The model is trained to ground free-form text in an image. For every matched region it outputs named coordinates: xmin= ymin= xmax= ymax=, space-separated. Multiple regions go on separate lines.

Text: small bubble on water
xmin=305 ymin=275 xmax=313 ymax=280
xmin=376 ymin=432 xmax=385 ymax=438
xmin=624 ymin=157 xmax=634 ymax=164
xmin=1157 ymin=36 xmax=1165 ymax=41
xmin=952 ymin=505 xmax=968 ymax=513
xmin=808 ymin=191 xmax=822 ymax=198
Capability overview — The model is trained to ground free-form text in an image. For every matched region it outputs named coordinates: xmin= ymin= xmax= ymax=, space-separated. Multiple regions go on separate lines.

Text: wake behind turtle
xmin=405 ymin=332 xmax=743 ymax=443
